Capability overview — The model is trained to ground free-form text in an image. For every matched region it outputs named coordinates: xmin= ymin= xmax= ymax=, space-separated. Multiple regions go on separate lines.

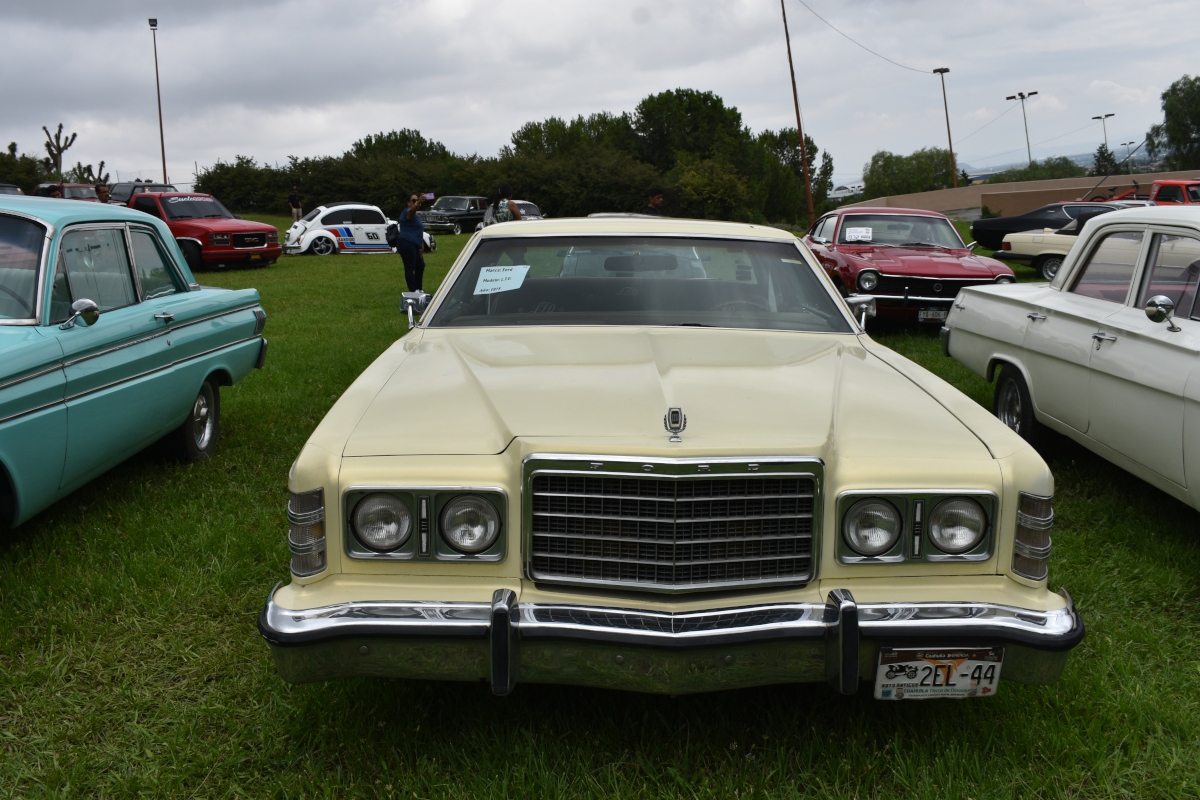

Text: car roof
xmin=436 ymin=195 xmax=488 ymax=200
xmin=1085 ymin=205 xmax=1200 ymax=227
xmin=0 ymin=195 xmax=159 ymax=227
xmin=137 ymin=192 xmax=212 ymax=198
xmin=318 ymin=201 xmax=373 ymax=209
xmin=837 ymin=206 xmax=949 ymax=219
xmin=477 ymin=216 xmax=797 ymax=240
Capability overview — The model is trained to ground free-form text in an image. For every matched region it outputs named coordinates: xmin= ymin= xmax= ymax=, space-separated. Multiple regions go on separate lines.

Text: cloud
xmin=1086 ymin=80 xmax=1162 ymax=105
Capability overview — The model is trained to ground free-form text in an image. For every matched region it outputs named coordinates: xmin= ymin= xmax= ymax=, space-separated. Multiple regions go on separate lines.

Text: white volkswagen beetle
xmin=284 ymin=201 xmax=434 ymax=256
xmin=943 ymin=205 xmax=1200 ymax=511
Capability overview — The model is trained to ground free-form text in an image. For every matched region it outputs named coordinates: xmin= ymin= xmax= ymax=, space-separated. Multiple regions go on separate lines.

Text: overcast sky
xmin=3 ymin=0 xmax=1194 ymax=188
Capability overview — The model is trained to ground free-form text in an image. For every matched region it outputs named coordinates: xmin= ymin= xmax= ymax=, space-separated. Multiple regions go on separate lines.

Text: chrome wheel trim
xmin=1042 ymin=257 xmax=1063 ymax=281
xmin=997 ymin=379 xmax=1022 ymax=433
xmin=452 ymin=223 xmax=461 ymax=236
xmin=312 ymin=237 xmax=335 ymax=256
xmin=192 ymin=386 xmax=214 ymax=449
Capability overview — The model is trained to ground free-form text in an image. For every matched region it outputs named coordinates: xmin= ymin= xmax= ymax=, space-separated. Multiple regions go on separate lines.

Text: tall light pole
xmin=1092 ymin=113 xmax=1114 ymax=148
xmin=1121 ymin=140 xmax=1137 ymax=174
xmin=149 ymin=18 xmax=167 ymax=183
xmin=933 ymin=68 xmax=958 ymax=188
xmin=1005 ymin=91 xmax=1038 ymax=166
xmin=780 ymin=0 xmax=814 ymax=223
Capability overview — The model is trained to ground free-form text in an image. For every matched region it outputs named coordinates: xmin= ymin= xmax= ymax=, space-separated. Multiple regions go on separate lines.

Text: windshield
xmin=837 ymin=214 xmax=965 ymax=248
xmin=0 ymin=215 xmax=47 ymax=320
xmin=516 ymin=202 xmax=540 ymax=216
xmin=1188 ymin=185 xmax=1200 ymax=203
xmin=429 ymin=236 xmax=851 ymax=333
xmin=431 ymin=197 xmax=469 ymax=211
xmin=162 ymin=195 xmax=233 ymax=220
xmin=63 ymin=186 xmax=98 ymax=200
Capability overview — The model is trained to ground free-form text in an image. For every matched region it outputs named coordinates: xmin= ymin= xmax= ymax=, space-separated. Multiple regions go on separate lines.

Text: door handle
xmin=1091 ymin=331 xmax=1117 ymax=349
xmin=1027 ymin=312 xmax=1047 ymax=320
xmin=154 ymin=312 xmax=175 ymax=324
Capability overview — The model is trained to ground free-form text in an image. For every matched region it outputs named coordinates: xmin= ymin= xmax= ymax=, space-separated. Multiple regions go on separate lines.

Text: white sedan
xmin=943 ymin=206 xmax=1200 ymax=511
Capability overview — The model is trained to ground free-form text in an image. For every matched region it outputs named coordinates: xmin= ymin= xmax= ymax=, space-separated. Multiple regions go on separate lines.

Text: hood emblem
xmin=664 ymin=407 xmax=687 ymax=443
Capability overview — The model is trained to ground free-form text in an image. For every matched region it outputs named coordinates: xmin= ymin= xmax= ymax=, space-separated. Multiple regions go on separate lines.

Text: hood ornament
xmin=664 ymin=407 xmax=687 ymax=442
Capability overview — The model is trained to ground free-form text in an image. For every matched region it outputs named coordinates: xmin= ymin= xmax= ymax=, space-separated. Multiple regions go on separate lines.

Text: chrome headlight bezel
xmin=440 ymin=494 xmax=502 ymax=554
xmin=841 ymin=498 xmax=904 ymax=559
xmin=837 ymin=491 xmax=995 ymax=564
xmin=343 ymin=487 xmax=507 ymax=562
xmin=857 ymin=269 xmax=880 ymax=291
xmin=927 ymin=497 xmax=988 ymax=554
xmin=350 ymin=493 xmax=413 ymax=552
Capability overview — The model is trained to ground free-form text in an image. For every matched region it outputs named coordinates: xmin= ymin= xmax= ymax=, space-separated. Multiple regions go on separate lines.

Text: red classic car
xmin=127 ymin=192 xmax=282 ymax=271
xmin=804 ymin=207 xmax=1015 ymax=323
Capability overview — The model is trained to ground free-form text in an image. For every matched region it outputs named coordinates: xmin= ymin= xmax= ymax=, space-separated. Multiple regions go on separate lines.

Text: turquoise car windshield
xmin=0 ymin=215 xmax=46 ymax=320
xmin=429 ymin=236 xmax=852 ymax=333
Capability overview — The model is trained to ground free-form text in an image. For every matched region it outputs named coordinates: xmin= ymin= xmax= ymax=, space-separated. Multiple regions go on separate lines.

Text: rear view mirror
xmin=59 ymin=298 xmax=100 ymax=330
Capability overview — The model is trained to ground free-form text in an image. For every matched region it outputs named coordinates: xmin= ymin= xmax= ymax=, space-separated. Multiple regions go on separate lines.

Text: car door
xmin=318 ymin=208 xmax=352 ymax=251
xmin=805 ymin=216 xmax=838 ymax=272
xmin=1086 ymin=229 xmax=1200 ymax=487
xmin=48 ymin=224 xmax=180 ymax=488
xmin=351 ymin=207 xmax=389 ymax=252
xmin=1021 ymin=228 xmax=1147 ymax=432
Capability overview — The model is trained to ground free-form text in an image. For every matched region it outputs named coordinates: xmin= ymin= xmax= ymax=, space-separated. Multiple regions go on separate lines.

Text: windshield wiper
xmin=170 ymin=215 xmax=195 ymax=220
xmin=900 ymin=242 xmax=952 ymax=250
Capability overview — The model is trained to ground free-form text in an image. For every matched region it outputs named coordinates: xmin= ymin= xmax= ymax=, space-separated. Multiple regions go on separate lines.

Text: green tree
xmin=984 ymin=156 xmax=1085 ymax=183
xmin=1091 ymin=143 xmax=1120 ymax=176
xmin=0 ymin=142 xmax=49 ymax=193
xmin=862 ymin=147 xmax=957 ymax=199
xmin=350 ymin=129 xmax=450 ymax=161
xmin=41 ymin=123 xmax=77 ymax=178
xmin=64 ymin=160 xmax=110 ymax=184
xmin=633 ymin=89 xmax=752 ymax=173
xmin=1146 ymin=74 xmax=1200 ymax=169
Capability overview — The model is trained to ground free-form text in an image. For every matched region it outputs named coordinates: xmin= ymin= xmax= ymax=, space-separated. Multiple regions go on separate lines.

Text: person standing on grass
xmin=493 ymin=182 xmax=522 ymax=223
xmin=288 ymin=187 xmax=302 ymax=222
xmin=397 ymin=192 xmax=427 ymax=292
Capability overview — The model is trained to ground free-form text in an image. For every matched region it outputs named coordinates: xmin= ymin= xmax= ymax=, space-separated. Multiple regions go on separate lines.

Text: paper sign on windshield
xmin=845 ymin=227 xmax=873 ymax=242
xmin=474 ymin=265 xmax=530 ymax=295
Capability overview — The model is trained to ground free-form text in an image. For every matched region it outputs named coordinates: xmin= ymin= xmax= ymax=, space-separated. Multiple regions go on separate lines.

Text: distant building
xmin=828 ymin=181 xmax=863 ymax=200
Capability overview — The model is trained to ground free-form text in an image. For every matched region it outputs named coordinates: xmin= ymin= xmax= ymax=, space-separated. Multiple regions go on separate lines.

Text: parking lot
xmin=1 ymin=220 xmax=1197 ymax=798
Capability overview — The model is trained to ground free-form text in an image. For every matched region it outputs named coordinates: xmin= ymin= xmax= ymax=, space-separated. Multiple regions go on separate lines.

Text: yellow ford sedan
xmin=259 ymin=216 xmax=1082 ymax=700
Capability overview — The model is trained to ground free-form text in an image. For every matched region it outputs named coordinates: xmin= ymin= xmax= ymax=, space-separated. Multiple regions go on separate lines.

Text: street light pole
xmin=1092 ymin=113 xmax=1114 ymax=148
xmin=780 ymin=0 xmax=814 ymax=223
xmin=1121 ymin=141 xmax=1137 ymax=174
xmin=934 ymin=68 xmax=958 ymax=188
xmin=149 ymin=18 xmax=167 ymax=183
xmin=1005 ymin=91 xmax=1038 ymax=166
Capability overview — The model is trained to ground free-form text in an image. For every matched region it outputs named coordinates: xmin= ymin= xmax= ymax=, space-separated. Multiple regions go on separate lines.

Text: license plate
xmin=248 ymin=254 xmax=262 ymax=260
xmin=874 ymin=647 xmax=1003 ymax=700
xmin=918 ymin=307 xmax=948 ymax=322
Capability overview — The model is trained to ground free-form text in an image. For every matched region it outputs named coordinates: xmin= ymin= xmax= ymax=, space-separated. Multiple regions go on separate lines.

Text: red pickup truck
xmin=1098 ymin=179 xmax=1200 ymax=204
xmin=127 ymin=192 xmax=282 ymax=270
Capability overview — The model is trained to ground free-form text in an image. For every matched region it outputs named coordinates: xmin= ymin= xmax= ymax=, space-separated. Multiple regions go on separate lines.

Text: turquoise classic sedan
xmin=0 ymin=197 xmax=267 ymax=529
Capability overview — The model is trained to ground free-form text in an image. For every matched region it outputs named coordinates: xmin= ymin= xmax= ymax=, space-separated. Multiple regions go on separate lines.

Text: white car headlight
xmin=995 ymin=275 xmax=1015 ymax=284
xmin=441 ymin=495 xmax=501 ymax=553
xmin=352 ymin=493 xmax=412 ymax=551
xmin=928 ymin=498 xmax=986 ymax=554
xmin=857 ymin=270 xmax=879 ymax=291
xmin=842 ymin=498 xmax=902 ymax=556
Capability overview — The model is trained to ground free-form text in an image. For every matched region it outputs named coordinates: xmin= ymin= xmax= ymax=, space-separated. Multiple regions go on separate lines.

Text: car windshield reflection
xmin=839 ymin=214 xmax=965 ymax=248
xmin=163 ymin=196 xmax=233 ymax=220
xmin=432 ymin=198 xmax=469 ymax=211
xmin=0 ymin=215 xmax=47 ymax=320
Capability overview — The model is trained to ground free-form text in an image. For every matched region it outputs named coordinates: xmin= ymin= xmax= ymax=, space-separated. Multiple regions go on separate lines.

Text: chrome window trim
xmin=127 ymin=223 xmax=187 ymax=297
xmin=0 ymin=211 xmax=52 ymax=326
xmin=1063 ymin=223 xmax=1152 ymax=305
xmin=835 ymin=489 xmax=998 ymax=564
xmin=53 ymin=222 xmax=142 ymax=316
xmin=342 ymin=485 xmax=509 ymax=563
xmin=522 ymin=454 xmax=824 ymax=594
xmin=59 ymin=303 xmax=260 ymax=368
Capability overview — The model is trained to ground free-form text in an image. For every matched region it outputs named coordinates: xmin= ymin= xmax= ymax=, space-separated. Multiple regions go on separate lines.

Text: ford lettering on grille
xmin=526 ymin=459 xmax=818 ymax=592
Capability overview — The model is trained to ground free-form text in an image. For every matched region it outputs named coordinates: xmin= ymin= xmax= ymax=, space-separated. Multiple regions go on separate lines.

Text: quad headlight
xmin=352 ymin=493 xmax=413 ymax=551
xmin=441 ymin=494 xmax=501 ymax=553
xmin=928 ymin=498 xmax=987 ymax=554
xmin=842 ymin=498 xmax=902 ymax=556
xmin=857 ymin=270 xmax=880 ymax=291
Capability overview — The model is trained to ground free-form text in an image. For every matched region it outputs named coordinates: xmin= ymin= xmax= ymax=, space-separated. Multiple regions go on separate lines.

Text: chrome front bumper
xmin=259 ymin=588 xmax=1084 ymax=695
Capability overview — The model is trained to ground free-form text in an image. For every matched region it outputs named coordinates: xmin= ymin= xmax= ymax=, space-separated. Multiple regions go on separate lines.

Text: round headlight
xmin=928 ymin=498 xmax=987 ymax=554
xmin=857 ymin=270 xmax=879 ymax=291
xmin=842 ymin=498 xmax=902 ymax=556
xmin=995 ymin=274 xmax=1015 ymax=284
xmin=441 ymin=495 xmax=501 ymax=553
xmin=352 ymin=493 xmax=412 ymax=551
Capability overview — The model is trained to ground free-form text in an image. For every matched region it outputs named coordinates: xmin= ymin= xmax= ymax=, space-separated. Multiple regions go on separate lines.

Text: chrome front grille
xmin=525 ymin=457 xmax=820 ymax=593
xmin=232 ymin=232 xmax=267 ymax=248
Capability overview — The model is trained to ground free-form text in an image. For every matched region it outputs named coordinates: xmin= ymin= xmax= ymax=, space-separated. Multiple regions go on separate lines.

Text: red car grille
xmin=232 ymin=233 xmax=267 ymax=249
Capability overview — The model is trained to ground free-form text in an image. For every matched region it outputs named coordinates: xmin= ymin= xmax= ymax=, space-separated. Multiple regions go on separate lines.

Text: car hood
xmin=166 ymin=217 xmax=275 ymax=233
xmin=330 ymin=327 xmax=993 ymax=462
xmin=843 ymin=248 xmax=1007 ymax=277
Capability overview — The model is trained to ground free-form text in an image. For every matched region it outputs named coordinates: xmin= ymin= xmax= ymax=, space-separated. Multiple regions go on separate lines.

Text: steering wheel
xmin=0 ymin=284 xmax=33 ymax=316
xmin=713 ymin=299 xmax=772 ymax=316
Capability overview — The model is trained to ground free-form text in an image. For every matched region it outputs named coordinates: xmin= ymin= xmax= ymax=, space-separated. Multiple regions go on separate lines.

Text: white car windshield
xmin=516 ymin=202 xmax=540 ymax=216
xmin=838 ymin=214 xmax=965 ymax=248
xmin=162 ymin=195 xmax=233 ymax=220
xmin=431 ymin=197 xmax=469 ymax=211
xmin=63 ymin=186 xmax=98 ymax=200
xmin=429 ymin=236 xmax=852 ymax=333
xmin=0 ymin=215 xmax=47 ymax=320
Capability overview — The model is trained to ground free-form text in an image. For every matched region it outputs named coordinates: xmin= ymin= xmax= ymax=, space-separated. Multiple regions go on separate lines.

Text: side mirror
xmin=966 ymin=241 xmax=978 ymax=251
xmin=401 ymin=290 xmax=431 ymax=328
xmin=1145 ymin=295 xmax=1181 ymax=332
xmin=59 ymin=298 xmax=100 ymax=330
xmin=845 ymin=295 xmax=877 ymax=327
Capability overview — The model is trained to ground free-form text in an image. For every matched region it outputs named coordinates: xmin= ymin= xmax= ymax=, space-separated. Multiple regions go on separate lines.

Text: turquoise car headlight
xmin=441 ymin=495 xmax=501 ymax=553
xmin=352 ymin=493 xmax=412 ymax=551
xmin=928 ymin=498 xmax=986 ymax=554
xmin=842 ymin=498 xmax=902 ymax=556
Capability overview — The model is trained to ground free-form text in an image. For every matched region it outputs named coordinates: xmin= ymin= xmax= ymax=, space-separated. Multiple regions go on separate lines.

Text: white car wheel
xmin=1038 ymin=255 xmax=1064 ymax=281
xmin=452 ymin=223 xmax=462 ymax=236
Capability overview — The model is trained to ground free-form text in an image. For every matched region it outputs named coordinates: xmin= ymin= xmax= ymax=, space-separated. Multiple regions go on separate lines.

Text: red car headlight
xmin=210 ymin=232 xmax=231 ymax=246
xmin=267 ymin=230 xmax=278 ymax=244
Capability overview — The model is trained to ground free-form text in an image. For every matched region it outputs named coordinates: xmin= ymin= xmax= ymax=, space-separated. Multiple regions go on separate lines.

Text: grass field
xmin=2 ymin=222 xmax=1199 ymax=798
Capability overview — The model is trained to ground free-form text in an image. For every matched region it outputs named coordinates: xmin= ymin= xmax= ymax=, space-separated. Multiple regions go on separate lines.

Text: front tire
xmin=1036 ymin=255 xmax=1064 ymax=281
xmin=452 ymin=223 xmax=462 ymax=236
xmin=180 ymin=240 xmax=204 ymax=273
xmin=167 ymin=380 xmax=220 ymax=462
xmin=993 ymin=364 xmax=1045 ymax=447
xmin=309 ymin=236 xmax=337 ymax=256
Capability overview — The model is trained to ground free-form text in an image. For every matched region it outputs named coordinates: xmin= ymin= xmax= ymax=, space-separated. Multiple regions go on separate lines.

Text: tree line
xmin=191 ymin=89 xmax=836 ymax=227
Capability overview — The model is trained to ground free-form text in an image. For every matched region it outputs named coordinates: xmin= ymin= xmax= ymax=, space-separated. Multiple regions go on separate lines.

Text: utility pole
xmin=149 ymin=18 xmax=168 ymax=183
xmin=1006 ymin=91 xmax=1038 ymax=166
xmin=1121 ymin=141 xmax=1137 ymax=174
xmin=1092 ymin=113 xmax=1114 ymax=148
xmin=934 ymin=68 xmax=957 ymax=188
xmin=780 ymin=0 xmax=814 ymax=223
